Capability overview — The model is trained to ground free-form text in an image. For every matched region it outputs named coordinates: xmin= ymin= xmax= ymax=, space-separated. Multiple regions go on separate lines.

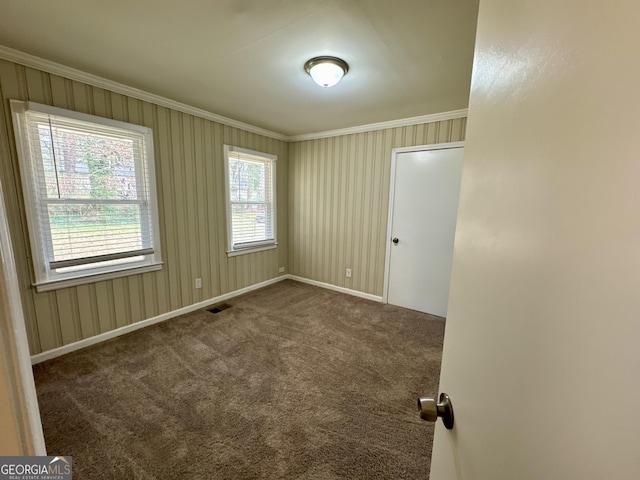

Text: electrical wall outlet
xmin=278 ymin=266 xmax=285 ymax=273
xmin=346 ymin=268 xmax=352 ymax=278
xmin=195 ymin=278 xmax=202 ymax=289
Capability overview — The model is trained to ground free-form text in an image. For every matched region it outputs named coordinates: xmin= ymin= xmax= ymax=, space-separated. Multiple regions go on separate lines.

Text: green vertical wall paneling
xmin=288 ymin=119 xmax=466 ymax=297
xmin=75 ymin=284 xmax=95 ymax=339
xmin=0 ymin=58 xmax=289 ymax=355
xmin=0 ymin=53 xmax=463 ymax=355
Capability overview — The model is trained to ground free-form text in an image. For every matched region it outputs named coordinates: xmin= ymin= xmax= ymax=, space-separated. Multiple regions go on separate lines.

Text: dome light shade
xmin=304 ymin=56 xmax=349 ymax=88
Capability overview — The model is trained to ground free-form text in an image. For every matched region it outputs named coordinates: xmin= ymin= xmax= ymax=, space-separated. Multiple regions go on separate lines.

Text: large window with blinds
xmin=224 ymin=145 xmax=276 ymax=255
xmin=11 ymin=100 xmax=162 ymax=291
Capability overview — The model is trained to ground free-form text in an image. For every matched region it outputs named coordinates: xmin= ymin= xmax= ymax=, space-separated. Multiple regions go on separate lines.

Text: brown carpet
xmin=33 ymin=279 xmax=445 ymax=479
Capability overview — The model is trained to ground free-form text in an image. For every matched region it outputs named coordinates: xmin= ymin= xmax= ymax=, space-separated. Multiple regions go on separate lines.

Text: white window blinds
xmin=11 ymin=101 xmax=162 ymax=289
xmin=224 ymin=146 xmax=276 ymax=252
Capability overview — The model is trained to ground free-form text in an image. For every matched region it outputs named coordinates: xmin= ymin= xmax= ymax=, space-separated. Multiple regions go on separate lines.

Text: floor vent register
xmin=207 ymin=303 xmax=233 ymax=314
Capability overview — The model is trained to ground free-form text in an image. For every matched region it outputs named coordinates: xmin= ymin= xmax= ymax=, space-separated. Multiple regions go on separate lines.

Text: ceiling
xmin=0 ymin=0 xmax=479 ymax=137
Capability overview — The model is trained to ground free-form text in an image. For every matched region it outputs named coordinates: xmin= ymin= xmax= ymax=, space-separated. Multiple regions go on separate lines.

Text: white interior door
xmin=385 ymin=145 xmax=464 ymax=317
xmin=429 ymin=2 xmax=640 ymax=479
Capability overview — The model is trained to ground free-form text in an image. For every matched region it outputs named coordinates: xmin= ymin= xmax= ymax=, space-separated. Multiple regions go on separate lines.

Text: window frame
xmin=10 ymin=100 xmax=163 ymax=292
xmin=223 ymin=145 xmax=277 ymax=257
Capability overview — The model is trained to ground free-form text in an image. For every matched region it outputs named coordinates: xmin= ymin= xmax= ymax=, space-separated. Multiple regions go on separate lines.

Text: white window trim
xmin=226 ymin=244 xmax=277 ymax=258
xmin=223 ymin=145 xmax=277 ymax=256
xmin=10 ymin=100 xmax=163 ymax=292
xmin=33 ymin=263 xmax=164 ymax=292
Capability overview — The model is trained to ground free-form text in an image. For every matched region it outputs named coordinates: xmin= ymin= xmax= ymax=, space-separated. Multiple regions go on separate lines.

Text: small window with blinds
xmin=10 ymin=100 xmax=162 ymax=291
xmin=224 ymin=145 xmax=277 ymax=255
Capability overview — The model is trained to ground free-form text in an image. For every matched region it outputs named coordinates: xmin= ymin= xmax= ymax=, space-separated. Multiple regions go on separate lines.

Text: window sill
xmin=33 ymin=262 xmax=163 ymax=292
xmin=226 ymin=244 xmax=277 ymax=257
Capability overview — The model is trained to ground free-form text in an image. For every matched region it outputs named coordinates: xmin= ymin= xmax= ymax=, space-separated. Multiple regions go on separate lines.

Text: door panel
xmin=387 ymin=147 xmax=463 ymax=317
xmin=430 ymin=2 xmax=640 ymax=479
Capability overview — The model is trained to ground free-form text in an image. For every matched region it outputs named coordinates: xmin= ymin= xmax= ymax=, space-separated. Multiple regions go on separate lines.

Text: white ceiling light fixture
xmin=304 ymin=56 xmax=349 ymax=88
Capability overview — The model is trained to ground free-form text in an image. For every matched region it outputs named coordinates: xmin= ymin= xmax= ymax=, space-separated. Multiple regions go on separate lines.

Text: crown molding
xmin=0 ymin=44 xmax=468 ymax=143
xmin=287 ymin=109 xmax=468 ymax=142
xmin=0 ymin=44 xmax=289 ymax=142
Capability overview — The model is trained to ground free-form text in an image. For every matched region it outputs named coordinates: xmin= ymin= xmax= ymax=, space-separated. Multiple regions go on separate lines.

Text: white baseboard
xmin=286 ymin=275 xmax=383 ymax=303
xmin=30 ymin=274 xmax=383 ymax=364
xmin=30 ymin=275 xmax=288 ymax=364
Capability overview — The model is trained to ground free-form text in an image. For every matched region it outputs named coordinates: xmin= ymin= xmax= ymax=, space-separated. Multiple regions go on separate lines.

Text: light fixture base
xmin=304 ymin=56 xmax=349 ymax=88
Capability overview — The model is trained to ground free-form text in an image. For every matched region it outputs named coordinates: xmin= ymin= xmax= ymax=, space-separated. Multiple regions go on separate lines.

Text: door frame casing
xmin=0 ymin=176 xmax=46 ymax=455
xmin=382 ymin=141 xmax=465 ymax=305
